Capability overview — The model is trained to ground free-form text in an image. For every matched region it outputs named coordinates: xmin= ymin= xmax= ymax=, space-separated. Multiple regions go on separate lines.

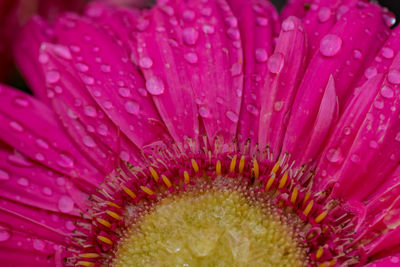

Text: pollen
xmin=113 ymin=188 xmax=307 ymax=267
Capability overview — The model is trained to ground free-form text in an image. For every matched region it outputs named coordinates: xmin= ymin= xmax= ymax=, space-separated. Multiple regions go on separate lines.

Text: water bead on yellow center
xmin=113 ymin=188 xmax=307 ymax=267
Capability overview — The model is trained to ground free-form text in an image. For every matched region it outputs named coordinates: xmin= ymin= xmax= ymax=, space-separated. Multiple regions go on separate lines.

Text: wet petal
xmin=365 ymin=254 xmax=400 ymax=267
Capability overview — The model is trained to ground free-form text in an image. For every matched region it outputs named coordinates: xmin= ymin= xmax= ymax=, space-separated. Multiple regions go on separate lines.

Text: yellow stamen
xmin=76 ymin=261 xmax=94 ymax=267
xmin=315 ymin=210 xmax=328 ymax=223
xmin=162 ymin=174 xmax=172 ymax=188
xmin=149 ymin=167 xmax=159 ymax=182
xmin=96 ymin=218 xmax=111 ymax=228
xmin=79 ymin=253 xmax=100 ymax=259
xmin=191 ymin=158 xmax=199 ymax=173
xmin=106 ymin=201 xmax=121 ymax=209
xmin=265 ymin=176 xmax=275 ymax=191
xmin=271 ymin=162 xmax=280 ymax=174
xmin=122 ymin=186 xmax=136 ymax=200
xmin=229 ymin=155 xmax=237 ymax=172
xmin=290 ymin=186 xmax=298 ymax=204
xmin=253 ymin=159 xmax=259 ymax=179
xmin=316 ymin=247 xmax=324 ymax=259
xmin=303 ymin=189 xmax=311 ymax=205
xmin=238 ymin=155 xmax=245 ymax=174
xmin=303 ymin=200 xmax=314 ymax=216
xmin=216 ymin=160 xmax=222 ymax=175
xmin=140 ymin=186 xmax=154 ymax=195
xmin=278 ymin=172 xmax=288 ymax=189
xmin=106 ymin=210 xmax=121 ymax=221
xmin=183 ymin=171 xmax=190 ymax=184
xmin=97 ymin=235 xmax=113 ymax=245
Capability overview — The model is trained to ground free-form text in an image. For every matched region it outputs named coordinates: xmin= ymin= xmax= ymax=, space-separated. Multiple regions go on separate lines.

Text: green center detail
xmin=113 ymin=189 xmax=306 ymax=267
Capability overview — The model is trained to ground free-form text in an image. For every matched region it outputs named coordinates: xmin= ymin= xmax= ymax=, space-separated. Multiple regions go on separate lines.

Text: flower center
xmin=113 ymin=187 xmax=306 ymax=267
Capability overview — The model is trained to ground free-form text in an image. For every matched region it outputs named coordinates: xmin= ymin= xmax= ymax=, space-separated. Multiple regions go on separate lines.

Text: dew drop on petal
xmin=0 ymin=169 xmax=10 ymax=181
xmin=101 ymin=64 xmax=111 ymax=73
xmin=381 ymin=47 xmax=394 ymax=59
xmin=326 ymin=148 xmax=343 ymax=163
xmin=246 ymin=104 xmax=259 ymax=116
xmin=395 ymin=132 xmax=400 ymax=142
xmin=388 ymin=69 xmax=400 ymax=85
xmin=183 ymin=27 xmax=199 ymax=45
xmin=353 ymin=49 xmax=362 ymax=60
xmin=58 ymin=195 xmax=74 ymax=213
xmin=199 ymin=106 xmax=211 ymax=118
xmin=146 ymin=76 xmax=165 ymax=95
xmin=183 ymin=10 xmax=195 ymax=22
xmin=84 ymin=106 xmax=97 ymax=117
xmin=282 ymin=18 xmax=295 ymax=31
xmin=0 ymin=224 xmax=11 ymax=242
xmin=226 ymin=110 xmax=239 ymax=123
xmin=17 ymin=177 xmax=29 ymax=187
xmin=83 ymin=135 xmax=96 ymax=148
xmin=350 ymin=154 xmax=361 ymax=164
xmin=267 ymin=52 xmax=285 ymax=74
xmin=45 ymin=71 xmax=60 ymax=84
xmin=364 ymin=67 xmax=377 ymax=79
xmin=390 ymin=256 xmax=400 ymax=264
xmin=82 ymin=75 xmax=95 ymax=85
xmin=118 ymin=87 xmax=131 ymax=98
xmin=33 ymin=239 xmax=45 ymax=251
xmin=9 ymin=121 xmax=24 ymax=132
xmin=42 ymin=187 xmax=53 ymax=196
xmin=256 ymin=16 xmax=269 ymax=26
xmin=75 ymin=62 xmax=89 ymax=72
xmin=57 ymin=153 xmax=75 ymax=169
xmin=125 ymin=101 xmax=140 ymax=115
xmin=369 ymin=140 xmax=378 ymax=149
xmin=231 ymin=63 xmax=242 ymax=76
xmin=380 ymin=85 xmax=394 ymax=99
xmin=227 ymin=28 xmax=240 ymax=40
xmin=139 ymin=57 xmax=153 ymax=69
xmin=202 ymin=25 xmax=215 ymax=34
xmin=184 ymin=52 xmax=199 ymax=64
xmin=320 ymin=34 xmax=342 ymax=57
xmin=318 ymin=7 xmax=331 ymax=23
xmin=13 ymin=97 xmax=30 ymax=107
xmin=255 ymin=48 xmax=268 ymax=63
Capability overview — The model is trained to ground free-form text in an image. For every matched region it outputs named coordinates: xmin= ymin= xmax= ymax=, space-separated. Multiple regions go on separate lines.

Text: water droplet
xmin=57 ymin=153 xmax=75 ymax=169
xmin=267 ymin=52 xmax=285 ymax=74
xmin=225 ymin=17 xmax=238 ymax=28
xmin=282 ymin=18 xmax=295 ymax=31
xmin=9 ymin=121 xmax=24 ymax=132
xmin=84 ymin=106 xmax=97 ymax=117
xmin=118 ymin=87 xmax=131 ymax=98
xmin=82 ymin=75 xmax=95 ymax=85
xmin=45 ymin=71 xmax=60 ymax=84
xmin=146 ymin=76 xmax=165 ymax=95
xmin=246 ymin=104 xmax=259 ymax=116
xmin=75 ymin=62 xmax=89 ymax=72
xmin=33 ymin=239 xmax=45 ymax=251
xmin=381 ymin=85 xmax=394 ymax=99
xmin=320 ymin=34 xmax=342 ymax=57
xmin=136 ymin=19 xmax=150 ymax=31
xmin=0 ymin=169 xmax=10 ymax=181
xmin=58 ymin=195 xmax=74 ymax=213
xmin=65 ymin=221 xmax=75 ymax=232
xmin=17 ymin=177 xmax=29 ymax=187
xmin=201 ymin=7 xmax=212 ymax=16
xmin=350 ymin=154 xmax=361 ymax=164
xmin=83 ymin=135 xmax=96 ymax=148
xmin=104 ymin=101 xmax=113 ymax=110
xmin=390 ymin=256 xmax=400 ymax=264
xmin=100 ymin=64 xmax=111 ymax=73
xmin=383 ymin=13 xmax=396 ymax=27
xmin=35 ymin=153 xmax=45 ymax=161
xmin=183 ymin=27 xmax=199 ymax=45
xmin=256 ymin=16 xmax=268 ymax=26
xmin=53 ymin=45 xmax=72 ymax=60
xmin=318 ymin=7 xmax=331 ymax=23
xmin=42 ymin=187 xmax=53 ymax=196
xmin=381 ymin=47 xmax=394 ymax=59
xmin=395 ymin=132 xmax=400 ymax=142
xmin=337 ymin=5 xmax=349 ymax=19
xmin=183 ymin=10 xmax=195 ymax=22
xmin=139 ymin=57 xmax=153 ymax=69
xmin=274 ymin=101 xmax=284 ymax=112
xmin=364 ymin=66 xmax=377 ymax=79
xmin=202 ymin=25 xmax=215 ymax=34
xmin=388 ymin=69 xmax=400 ymax=85
xmin=369 ymin=140 xmax=378 ymax=149
xmin=125 ymin=101 xmax=140 ymax=115
xmin=374 ymin=99 xmax=384 ymax=109
xmin=226 ymin=110 xmax=239 ymax=123
xmin=199 ymin=106 xmax=211 ymax=118
xmin=7 ymin=152 xmax=32 ymax=167
xmin=255 ymin=48 xmax=268 ymax=63
xmin=227 ymin=28 xmax=240 ymax=40
xmin=343 ymin=127 xmax=351 ymax=136
xmin=0 ymin=224 xmax=11 ymax=242
xmin=326 ymin=148 xmax=343 ymax=163
xmin=353 ymin=49 xmax=362 ymax=60
xmin=231 ymin=63 xmax=242 ymax=76
xmin=39 ymin=53 xmax=49 ymax=64
xmin=184 ymin=52 xmax=199 ymax=64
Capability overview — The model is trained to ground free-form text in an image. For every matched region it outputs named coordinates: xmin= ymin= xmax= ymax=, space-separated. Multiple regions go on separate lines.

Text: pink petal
xmin=13 ymin=16 xmax=53 ymax=102
xmin=227 ymin=0 xmax=278 ymax=150
xmin=282 ymin=3 xmax=389 ymax=162
xmin=258 ymin=16 xmax=307 ymax=159
xmin=0 ymin=85 xmax=102 ymax=185
xmin=365 ymin=254 xmax=400 ymax=267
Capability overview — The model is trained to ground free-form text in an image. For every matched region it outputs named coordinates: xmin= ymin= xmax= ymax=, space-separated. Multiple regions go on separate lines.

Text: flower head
xmin=1 ymin=0 xmax=400 ymax=266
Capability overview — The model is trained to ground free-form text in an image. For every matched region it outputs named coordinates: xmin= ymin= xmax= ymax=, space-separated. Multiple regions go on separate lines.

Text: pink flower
xmin=1 ymin=0 xmax=400 ymax=266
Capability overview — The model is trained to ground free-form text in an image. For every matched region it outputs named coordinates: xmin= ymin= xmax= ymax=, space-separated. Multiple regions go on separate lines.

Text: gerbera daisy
xmin=1 ymin=0 xmax=400 ymax=266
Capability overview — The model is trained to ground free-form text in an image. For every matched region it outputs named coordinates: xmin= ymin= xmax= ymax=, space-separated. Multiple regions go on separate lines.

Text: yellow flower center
xmin=113 ymin=188 xmax=307 ymax=266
